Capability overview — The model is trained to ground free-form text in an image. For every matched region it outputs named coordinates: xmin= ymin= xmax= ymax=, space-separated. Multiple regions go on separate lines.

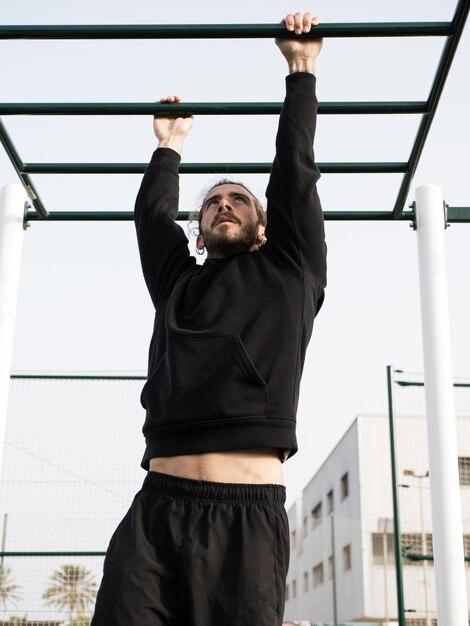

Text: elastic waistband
xmin=143 ymin=471 xmax=286 ymax=504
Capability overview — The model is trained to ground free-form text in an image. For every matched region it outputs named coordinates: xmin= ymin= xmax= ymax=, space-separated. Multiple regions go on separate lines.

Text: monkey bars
xmin=0 ymin=23 xmax=455 ymax=39
xmin=0 ymin=0 xmax=469 ymax=223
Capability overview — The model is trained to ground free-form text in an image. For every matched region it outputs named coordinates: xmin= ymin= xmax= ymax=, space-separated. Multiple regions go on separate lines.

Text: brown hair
xmin=189 ymin=179 xmax=267 ymax=234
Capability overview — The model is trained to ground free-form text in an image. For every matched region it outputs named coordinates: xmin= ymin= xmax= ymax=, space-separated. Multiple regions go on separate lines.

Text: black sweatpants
xmin=91 ymin=471 xmax=290 ymax=626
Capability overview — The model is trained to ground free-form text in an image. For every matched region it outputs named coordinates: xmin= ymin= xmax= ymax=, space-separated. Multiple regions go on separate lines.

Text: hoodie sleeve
xmin=134 ymin=147 xmax=195 ymax=307
xmin=265 ymin=72 xmax=327 ymax=288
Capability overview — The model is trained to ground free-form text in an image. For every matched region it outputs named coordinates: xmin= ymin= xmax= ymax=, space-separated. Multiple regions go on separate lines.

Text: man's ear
xmin=257 ymin=224 xmax=267 ymax=246
xmin=196 ymin=234 xmax=205 ymax=250
xmin=251 ymin=225 xmax=267 ymax=251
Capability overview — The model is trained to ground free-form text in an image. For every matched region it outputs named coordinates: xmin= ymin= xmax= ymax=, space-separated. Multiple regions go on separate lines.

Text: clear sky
xmin=1 ymin=0 xmax=469 ymax=515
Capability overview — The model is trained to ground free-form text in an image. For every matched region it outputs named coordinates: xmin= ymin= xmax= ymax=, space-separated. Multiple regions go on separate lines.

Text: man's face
xmin=197 ymin=184 xmax=265 ymax=259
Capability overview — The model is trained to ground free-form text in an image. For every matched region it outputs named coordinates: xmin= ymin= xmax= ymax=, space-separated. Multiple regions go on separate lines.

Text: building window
xmin=292 ymin=579 xmax=297 ymax=599
xmin=327 ymin=489 xmax=334 ymax=514
xmin=302 ymin=516 xmax=308 ymax=537
xmin=328 ymin=555 xmax=334 ymax=580
xmin=401 ymin=533 xmax=433 ymax=565
xmin=402 ymin=532 xmax=421 ymax=554
xmin=458 ymin=457 xmax=470 ymax=485
xmin=341 ymin=472 xmax=349 ymax=500
xmin=371 ymin=532 xmax=395 ymax=565
xmin=311 ymin=501 xmax=322 ymax=529
xmin=463 ymin=535 xmax=470 ymax=566
xmin=303 ymin=571 xmax=309 ymax=592
xmin=426 ymin=533 xmax=433 ymax=555
xmin=343 ymin=544 xmax=352 ymax=571
xmin=312 ymin=562 xmax=324 ymax=587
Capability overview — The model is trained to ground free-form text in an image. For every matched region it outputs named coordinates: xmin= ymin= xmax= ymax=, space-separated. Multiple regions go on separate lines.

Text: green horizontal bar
xmin=5 ymin=551 xmax=467 ymax=561
xmin=25 ymin=211 xmax=136 ymax=221
xmin=447 ymin=206 xmax=470 ymax=222
xmin=392 ymin=0 xmax=470 ymax=216
xmin=0 ymin=102 xmax=429 ymax=116
xmin=16 ymin=373 xmax=470 ymax=386
xmin=0 ymin=551 xmax=105 ymax=557
xmin=0 ymin=22 xmax=453 ymax=41
xmin=11 ymin=373 xmax=146 ymax=381
xmin=396 ymin=380 xmax=470 ymax=387
xmin=24 ymin=210 xmax=416 ymax=222
xmin=324 ymin=211 xmax=414 ymax=221
xmin=22 ymin=162 xmax=409 ymax=175
xmin=405 ymin=553 xmax=470 ymax=562
xmin=21 ymin=207 xmax=470 ymax=224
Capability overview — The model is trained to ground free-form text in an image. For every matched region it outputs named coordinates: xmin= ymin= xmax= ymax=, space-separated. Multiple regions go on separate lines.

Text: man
xmin=92 ymin=11 xmax=326 ymax=626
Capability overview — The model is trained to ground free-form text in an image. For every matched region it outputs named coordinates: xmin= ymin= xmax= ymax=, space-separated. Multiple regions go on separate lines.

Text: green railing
xmin=0 ymin=551 xmax=105 ymax=557
xmin=0 ymin=23 xmax=455 ymax=39
xmin=1 ymin=0 xmax=469 ymax=223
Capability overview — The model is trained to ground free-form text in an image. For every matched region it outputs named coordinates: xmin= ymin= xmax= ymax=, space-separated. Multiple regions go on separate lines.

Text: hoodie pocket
xmin=141 ymin=335 xmax=269 ymax=426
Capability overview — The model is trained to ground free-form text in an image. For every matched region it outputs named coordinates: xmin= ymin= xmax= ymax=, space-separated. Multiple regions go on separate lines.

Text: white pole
xmin=415 ymin=184 xmax=468 ymax=626
xmin=0 ymin=184 xmax=26 ymax=477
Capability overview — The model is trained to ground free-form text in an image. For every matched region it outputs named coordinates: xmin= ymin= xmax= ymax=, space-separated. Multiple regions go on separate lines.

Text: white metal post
xmin=0 ymin=184 xmax=26 ymax=477
xmin=415 ymin=184 xmax=468 ymax=626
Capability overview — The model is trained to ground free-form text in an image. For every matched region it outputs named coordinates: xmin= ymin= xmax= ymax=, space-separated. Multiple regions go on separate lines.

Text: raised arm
xmin=134 ymin=97 xmax=195 ymax=307
xmin=265 ymin=13 xmax=326 ymax=287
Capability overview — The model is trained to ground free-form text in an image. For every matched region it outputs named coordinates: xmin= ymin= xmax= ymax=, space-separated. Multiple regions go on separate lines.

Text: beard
xmin=202 ymin=221 xmax=259 ymax=258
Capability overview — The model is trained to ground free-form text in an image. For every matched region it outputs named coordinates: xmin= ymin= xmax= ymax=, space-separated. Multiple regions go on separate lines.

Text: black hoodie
xmin=135 ymin=72 xmax=327 ymax=470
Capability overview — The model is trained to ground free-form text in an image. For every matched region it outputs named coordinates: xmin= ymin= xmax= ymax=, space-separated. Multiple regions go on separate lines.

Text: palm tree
xmin=42 ymin=564 xmax=97 ymax=623
xmin=7 ymin=618 xmax=29 ymax=626
xmin=0 ymin=562 xmax=22 ymax=610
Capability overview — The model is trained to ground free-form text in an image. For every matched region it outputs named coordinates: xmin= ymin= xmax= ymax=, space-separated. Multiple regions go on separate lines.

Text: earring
xmin=196 ymin=246 xmax=205 ymax=256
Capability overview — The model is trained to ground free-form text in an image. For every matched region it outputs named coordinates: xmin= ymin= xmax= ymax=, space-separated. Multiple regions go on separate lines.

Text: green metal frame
xmin=0 ymin=23 xmax=455 ymax=39
xmin=10 ymin=373 xmax=146 ymax=381
xmin=0 ymin=1 xmax=469 ymax=223
xmin=0 ymin=551 xmax=105 ymax=557
xmin=387 ymin=366 xmax=407 ymax=626
xmin=396 ymin=380 xmax=470 ymax=388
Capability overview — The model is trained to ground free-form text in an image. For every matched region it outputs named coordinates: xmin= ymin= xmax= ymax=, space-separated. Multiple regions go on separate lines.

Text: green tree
xmin=0 ymin=562 xmax=22 ymax=610
xmin=42 ymin=564 xmax=97 ymax=623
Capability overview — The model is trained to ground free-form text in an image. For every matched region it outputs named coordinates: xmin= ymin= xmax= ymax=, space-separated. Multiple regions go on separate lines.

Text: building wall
xmin=284 ymin=413 xmax=470 ymax=624
xmin=358 ymin=414 xmax=397 ymax=620
xmin=284 ymin=418 xmax=364 ymax=622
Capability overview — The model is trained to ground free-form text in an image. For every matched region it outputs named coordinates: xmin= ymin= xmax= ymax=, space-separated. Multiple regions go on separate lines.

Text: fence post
xmin=387 ymin=365 xmax=406 ymax=626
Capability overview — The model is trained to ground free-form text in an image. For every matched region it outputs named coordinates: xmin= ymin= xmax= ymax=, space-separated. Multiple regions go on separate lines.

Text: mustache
xmin=211 ymin=213 xmax=241 ymax=228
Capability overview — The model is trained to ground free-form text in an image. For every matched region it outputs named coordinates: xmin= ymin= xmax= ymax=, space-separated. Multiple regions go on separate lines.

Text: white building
xmin=283 ymin=414 xmax=470 ymax=625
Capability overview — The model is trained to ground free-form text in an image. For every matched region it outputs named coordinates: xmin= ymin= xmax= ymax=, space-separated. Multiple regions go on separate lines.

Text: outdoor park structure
xmin=1 ymin=2 xmax=470 ymax=623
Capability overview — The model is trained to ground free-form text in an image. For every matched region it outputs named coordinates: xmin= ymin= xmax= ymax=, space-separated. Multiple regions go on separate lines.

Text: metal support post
xmin=0 ymin=185 xmax=25 ymax=478
xmin=415 ymin=184 xmax=468 ymax=626
xmin=387 ymin=366 xmax=406 ymax=626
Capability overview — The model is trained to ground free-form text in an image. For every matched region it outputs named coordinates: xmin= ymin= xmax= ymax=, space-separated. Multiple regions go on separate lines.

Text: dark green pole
xmin=0 ymin=22 xmax=453 ymax=40
xmin=387 ymin=365 xmax=406 ymax=626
